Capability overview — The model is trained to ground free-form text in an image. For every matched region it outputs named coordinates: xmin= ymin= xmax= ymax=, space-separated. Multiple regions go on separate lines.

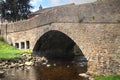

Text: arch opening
xmin=33 ymin=30 xmax=86 ymax=61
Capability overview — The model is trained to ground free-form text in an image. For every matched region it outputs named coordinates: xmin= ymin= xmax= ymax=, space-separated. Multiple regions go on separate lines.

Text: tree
xmin=0 ymin=0 xmax=3 ymax=16
xmin=0 ymin=0 xmax=32 ymax=22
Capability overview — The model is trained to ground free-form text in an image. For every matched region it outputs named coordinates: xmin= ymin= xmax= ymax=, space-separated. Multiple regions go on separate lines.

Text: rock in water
xmin=25 ymin=61 xmax=33 ymax=66
xmin=46 ymin=64 xmax=51 ymax=67
xmin=0 ymin=70 xmax=5 ymax=78
xmin=78 ymin=73 xmax=89 ymax=78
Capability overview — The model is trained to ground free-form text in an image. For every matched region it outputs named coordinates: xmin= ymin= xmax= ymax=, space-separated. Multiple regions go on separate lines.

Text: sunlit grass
xmin=0 ymin=36 xmax=32 ymax=59
xmin=93 ymin=74 xmax=120 ymax=80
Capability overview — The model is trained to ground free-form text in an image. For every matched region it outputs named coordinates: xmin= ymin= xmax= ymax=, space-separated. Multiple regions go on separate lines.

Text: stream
xmin=0 ymin=56 xmax=88 ymax=80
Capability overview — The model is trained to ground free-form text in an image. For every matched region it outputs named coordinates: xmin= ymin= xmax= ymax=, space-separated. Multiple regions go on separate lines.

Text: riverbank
xmin=0 ymin=36 xmax=47 ymax=69
xmin=0 ymin=36 xmax=32 ymax=59
xmin=93 ymin=74 xmax=120 ymax=80
xmin=0 ymin=53 xmax=48 ymax=69
xmin=0 ymin=53 xmax=48 ymax=78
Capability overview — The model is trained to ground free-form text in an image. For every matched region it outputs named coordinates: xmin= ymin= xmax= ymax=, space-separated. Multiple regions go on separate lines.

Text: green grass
xmin=0 ymin=36 xmax=32 ymax=59
xmin=93 ymin=74 xmax=120 ymax=80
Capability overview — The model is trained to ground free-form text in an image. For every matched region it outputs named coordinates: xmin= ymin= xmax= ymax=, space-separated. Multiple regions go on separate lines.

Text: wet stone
xmin=25 ymin=61 xmax=34 ymax=66
xmin=0 ymin=70 xmax=5 ymax=78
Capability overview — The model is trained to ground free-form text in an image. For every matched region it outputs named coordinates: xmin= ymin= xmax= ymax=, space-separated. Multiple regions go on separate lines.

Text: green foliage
xmin=0 ymin=36 xmax=3 ymax=41
xmin=0 ymin=0 xmax=33 ymax=22
xmin=0 ymin=36 xmax=32 ymax=59
xmin=92 ymin=16 xmax=95 ymax=20
xmin=93 ymin=74 xmax=120 ymax=80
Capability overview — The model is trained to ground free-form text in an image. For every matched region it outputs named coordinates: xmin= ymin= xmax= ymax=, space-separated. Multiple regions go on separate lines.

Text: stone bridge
xmin=0 ymin=0 xmax=120 ymax=75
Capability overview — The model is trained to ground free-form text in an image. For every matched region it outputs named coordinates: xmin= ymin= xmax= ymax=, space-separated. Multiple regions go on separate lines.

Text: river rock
xmin=53 ymin=63 xmax=56 ymax=66
xmin=19 ymin=64 xmax=24 ymax=67
xmin=46 ymin=64 xmax=51 ymax=67
xmin=78 ymin=73 xmax=90 ymax=78
xmin=41 ymin=57 xmax=48 ymax=62
xmin=42 ymin=62 xmax=47 ymax=65
xmin=9 ymin=63 xmax=18 ymax=68
xmin=25 ymin=61 xmax=33 ymax=66
xmin=0 ymin=63 xmax=3 ymax=66
xmin=0 ymin=70 xmax=5 ymax=77
xmin=67 ymin=65 xmax=70 ymax=68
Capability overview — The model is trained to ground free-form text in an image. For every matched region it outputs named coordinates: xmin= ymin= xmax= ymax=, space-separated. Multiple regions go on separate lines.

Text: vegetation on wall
xmin=78 ymin=16 xmax=85 ymax=23
xmin=92 ymin=16 xmax=95 ymax=20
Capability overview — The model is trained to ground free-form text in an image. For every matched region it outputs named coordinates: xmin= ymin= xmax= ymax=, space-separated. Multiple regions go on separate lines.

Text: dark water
xmin=0 ymin=56 xmax=87 ymax=80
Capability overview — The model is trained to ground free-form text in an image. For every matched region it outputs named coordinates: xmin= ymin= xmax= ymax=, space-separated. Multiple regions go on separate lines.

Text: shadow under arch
xmin=33 ymin=30 xmax=86 ymax=60
xmin=33 ymin=30 xmax=88 ymax=73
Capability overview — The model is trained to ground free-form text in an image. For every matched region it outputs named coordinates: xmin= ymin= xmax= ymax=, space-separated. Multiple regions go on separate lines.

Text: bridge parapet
xmin=1 ymin=0 xmax=120 ymax=34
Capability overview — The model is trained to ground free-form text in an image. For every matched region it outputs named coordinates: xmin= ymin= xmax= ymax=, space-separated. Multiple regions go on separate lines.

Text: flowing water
xmin=0 ymin=56 xmax=88 ymax=80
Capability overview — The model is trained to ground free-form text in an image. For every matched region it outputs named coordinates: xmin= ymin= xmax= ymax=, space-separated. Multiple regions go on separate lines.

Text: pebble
xmin=67 ymin=65 xmax=70 ymax=68
xmin=46 ymin=64 xmax=51 ymax=67
xmin=78 ymin=73 xmax=89 ymax=78
xmin=25 ymin=61 xmax=33 ymax=66
xmin=53 ymin=63 xmax=56 ymax=66
xmin=42 ymin=62 xmax=47 ymax=65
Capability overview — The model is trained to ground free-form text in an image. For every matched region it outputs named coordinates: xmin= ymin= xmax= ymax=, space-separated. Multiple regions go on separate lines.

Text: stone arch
xmin=33 ymin=30 xmax=86 ymax=61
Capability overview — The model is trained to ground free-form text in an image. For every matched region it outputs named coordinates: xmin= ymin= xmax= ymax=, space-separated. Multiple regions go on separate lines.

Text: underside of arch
xmin=33 ymin=30 xmax=84 ymax=60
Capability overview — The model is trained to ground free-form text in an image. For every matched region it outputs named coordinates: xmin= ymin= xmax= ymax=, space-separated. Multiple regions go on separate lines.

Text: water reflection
xmin=0 ymin=56 xmax=87 ymax=80
xmin=34 ymin=60 xmax=85 ymax=80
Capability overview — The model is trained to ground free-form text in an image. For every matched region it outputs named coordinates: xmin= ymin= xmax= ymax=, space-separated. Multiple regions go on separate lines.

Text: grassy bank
xmin=93 ymin=74 xmax=120 ymax=80
xmin=0 ymin=36 xmax=32 ymax=59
